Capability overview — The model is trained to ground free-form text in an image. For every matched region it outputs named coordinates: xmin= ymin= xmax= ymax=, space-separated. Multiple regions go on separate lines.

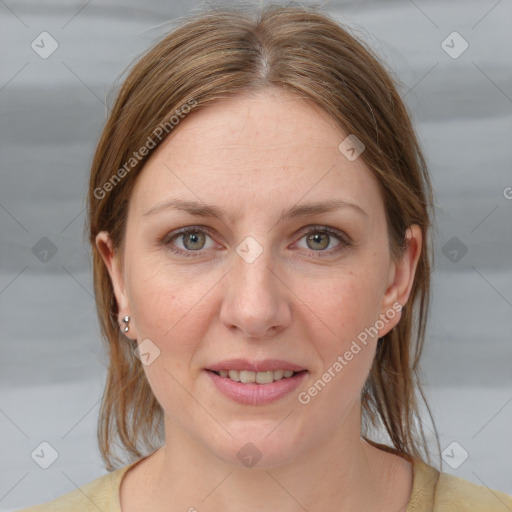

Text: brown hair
xmin=87 ymin=3 xmax=440 ymax=471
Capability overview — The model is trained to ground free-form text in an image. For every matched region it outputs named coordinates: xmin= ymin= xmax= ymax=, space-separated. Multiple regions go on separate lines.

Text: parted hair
xmin=87 ymin=2 xmax=440 ymax=471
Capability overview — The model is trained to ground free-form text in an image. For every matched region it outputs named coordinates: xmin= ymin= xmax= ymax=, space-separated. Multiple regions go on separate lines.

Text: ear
xmin=378 ymin=224 xmax=422 ymax=337
xmin=95 ymin=231 xmax=132 ymax=333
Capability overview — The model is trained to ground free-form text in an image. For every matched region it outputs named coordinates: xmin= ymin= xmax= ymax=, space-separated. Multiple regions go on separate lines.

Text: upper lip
xmin=206 ymin=359 xmax=307 ymax=372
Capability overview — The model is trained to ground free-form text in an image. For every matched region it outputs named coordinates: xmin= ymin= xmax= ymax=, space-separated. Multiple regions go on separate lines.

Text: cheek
xmin=127 ymin=276 xmax=223 ymax=444
xmin=127 ymin=252 xmax=209 ymax=336
xmin=297 ymin=273 xmax=381 ymax=422
xmin=299 ymin=262 xmax=387 ymax=399
xmin=309 ymin=265 xmax=387 ymax=346
xmin=127 ymin=263 xmax=216 ymax=419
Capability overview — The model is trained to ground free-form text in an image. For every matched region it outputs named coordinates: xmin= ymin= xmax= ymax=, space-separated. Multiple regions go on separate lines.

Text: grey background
xmin=1 ymin=0 xmax=511 ymax=510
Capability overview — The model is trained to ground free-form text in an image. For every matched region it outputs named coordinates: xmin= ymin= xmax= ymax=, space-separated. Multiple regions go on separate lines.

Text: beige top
xmin=16 ymin=455 xmax=512 ymax=511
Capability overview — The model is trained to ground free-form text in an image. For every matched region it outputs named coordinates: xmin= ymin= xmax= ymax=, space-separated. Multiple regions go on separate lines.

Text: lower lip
xmin=205 ymin=370 xmax=308 ymax=405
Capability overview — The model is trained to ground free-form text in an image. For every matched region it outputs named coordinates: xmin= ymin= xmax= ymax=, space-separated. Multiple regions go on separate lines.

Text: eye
xmin=294 ymin=226 xmax=350 ymax=256
xmin=162 ymin=225 xmax=351 ymax=259
xmin=164 ymin=227 xmax=216 ymax=257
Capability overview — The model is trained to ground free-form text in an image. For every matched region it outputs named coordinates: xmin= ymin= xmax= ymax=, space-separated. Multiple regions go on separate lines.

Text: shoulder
xmin=434 ymin=470 xmax=512 ymax=511
xmin=407 ymin=457 xmax=512 ymax=512
xmin=14 ymin=464 xmax=132 ymax=512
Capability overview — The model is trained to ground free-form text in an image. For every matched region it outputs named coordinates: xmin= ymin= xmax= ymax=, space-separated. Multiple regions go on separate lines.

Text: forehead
xmin=128 ymin=89 xmax=383 ymax=223
xmin=170 ymin=89 xmax=338 ymax=148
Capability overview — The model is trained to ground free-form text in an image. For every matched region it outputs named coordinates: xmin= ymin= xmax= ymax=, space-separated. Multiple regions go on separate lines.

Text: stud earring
xmin=121 ymin=315 xmax=130 ymax=333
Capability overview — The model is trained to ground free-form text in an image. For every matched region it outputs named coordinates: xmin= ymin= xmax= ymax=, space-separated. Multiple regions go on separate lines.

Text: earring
xmin=121 ymin=315 xmax=130 ymax=333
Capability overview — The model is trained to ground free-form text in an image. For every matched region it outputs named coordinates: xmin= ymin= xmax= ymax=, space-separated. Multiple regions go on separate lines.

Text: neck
xmin=136 ymin=405 xmax=401 ymax=512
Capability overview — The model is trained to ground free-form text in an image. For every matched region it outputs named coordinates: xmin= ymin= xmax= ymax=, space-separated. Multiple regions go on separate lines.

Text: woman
xmin=19 ymin=3 xmax=512 ymax=511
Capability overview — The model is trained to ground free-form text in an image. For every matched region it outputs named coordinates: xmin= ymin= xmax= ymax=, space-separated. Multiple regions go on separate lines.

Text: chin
xmin=203 ymin=426 xmax=305 ymax=470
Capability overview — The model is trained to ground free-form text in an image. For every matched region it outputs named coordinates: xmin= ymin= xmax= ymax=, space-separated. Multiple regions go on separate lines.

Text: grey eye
xmin=306 ymin=232 xmax=330 ymax=250
xmin=181 ymin=231 xmax=207 ymax=250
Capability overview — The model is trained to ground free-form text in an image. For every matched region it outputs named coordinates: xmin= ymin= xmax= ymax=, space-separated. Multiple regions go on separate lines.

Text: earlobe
xmin=95 ymin=231 xmax=130 ymax=321
xmin=378 ymin=225 xmax=423 ymax=336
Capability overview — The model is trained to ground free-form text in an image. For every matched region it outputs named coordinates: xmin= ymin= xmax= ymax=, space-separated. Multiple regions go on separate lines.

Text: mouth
xmin=207 ymin=369 xmax=307 ymax=384
xmin=204 ymin=359 xmax=308 ymax=405
xmin=205 ymin=369 xmax=308 ymax=405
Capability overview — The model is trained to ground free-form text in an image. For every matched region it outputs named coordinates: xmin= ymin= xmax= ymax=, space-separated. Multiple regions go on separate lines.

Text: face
xmin=97 ymin=88 xmax=421 ymax=468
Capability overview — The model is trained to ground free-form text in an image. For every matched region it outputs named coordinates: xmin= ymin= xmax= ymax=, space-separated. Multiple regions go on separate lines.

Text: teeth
xmin=216 ymin=369 xmax=299 ymax=383
xmin=228 ymin=370 xmax=240 ymax=381
xmin=255 ymin=371 xmax=273 ymax=384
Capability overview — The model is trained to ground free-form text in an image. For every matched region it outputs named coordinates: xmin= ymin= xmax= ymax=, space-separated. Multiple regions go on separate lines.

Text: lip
xmin=206 ymin=369 xmax=308 ymax=405
xmin=206 ymin=359 xmax=307 ymax=372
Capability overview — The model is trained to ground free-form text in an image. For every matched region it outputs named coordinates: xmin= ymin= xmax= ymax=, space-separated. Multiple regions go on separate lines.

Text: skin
xmin=96 ymin=88 xmax=422 ymax=512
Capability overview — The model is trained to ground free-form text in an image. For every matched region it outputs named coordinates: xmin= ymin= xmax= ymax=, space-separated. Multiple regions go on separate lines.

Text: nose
xmin=219 ymin=242 xmax=292 ymax=339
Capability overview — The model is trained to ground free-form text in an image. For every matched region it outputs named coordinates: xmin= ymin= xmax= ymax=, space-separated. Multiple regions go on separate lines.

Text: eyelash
xmin=162 ymin=226 xmax=351 ymax=259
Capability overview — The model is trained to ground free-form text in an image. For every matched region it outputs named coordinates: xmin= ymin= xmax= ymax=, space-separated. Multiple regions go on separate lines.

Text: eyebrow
xmin=143 ymin=198 xmax=368 ymax=223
